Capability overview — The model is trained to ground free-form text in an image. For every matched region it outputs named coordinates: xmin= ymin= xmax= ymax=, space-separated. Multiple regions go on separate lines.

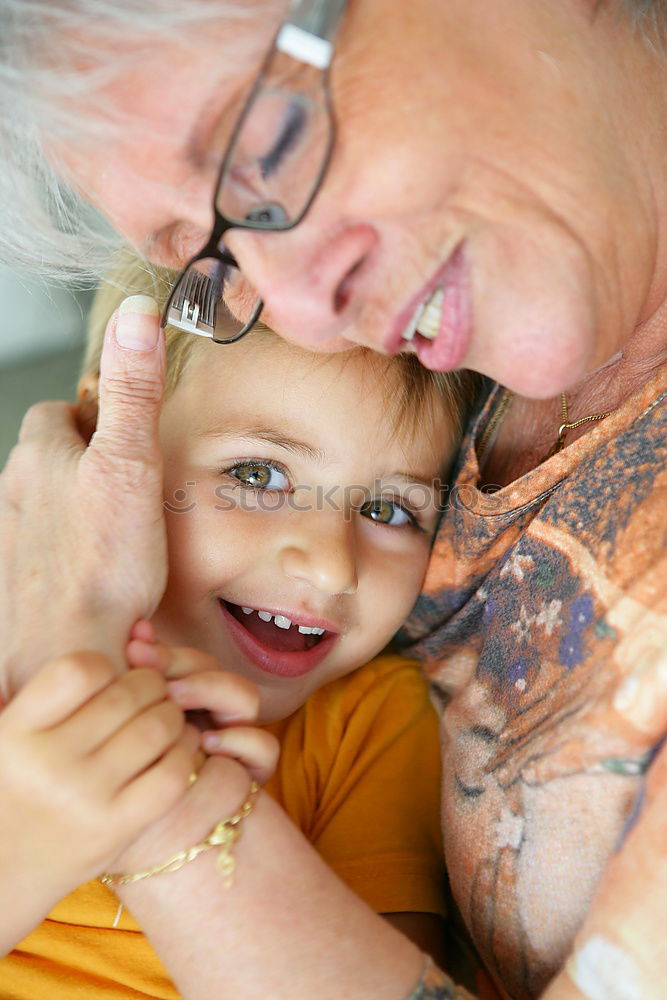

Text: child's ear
xmin=76 ymin=373 xmax=100 ymax=442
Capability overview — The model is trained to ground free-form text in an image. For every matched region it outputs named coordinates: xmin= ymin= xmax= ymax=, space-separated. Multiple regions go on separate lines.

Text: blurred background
xmin=0 ymin=264 xmax=93 ymax=466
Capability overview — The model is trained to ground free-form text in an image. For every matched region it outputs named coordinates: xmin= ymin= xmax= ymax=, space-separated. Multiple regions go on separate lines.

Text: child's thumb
xmin=94 ymin=295 xmax=166 ymax=464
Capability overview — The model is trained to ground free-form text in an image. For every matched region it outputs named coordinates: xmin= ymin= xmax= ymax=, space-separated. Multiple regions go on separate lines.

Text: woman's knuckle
xmin=18 ymin=401 xmax=53 ymax=440
xmin=104 ymin=373 xmax=163 ymax=410
xmin=3 ymin=438 xmax=41 ymax=487
xmin=85 ymin=447 xmax=162 ymax=493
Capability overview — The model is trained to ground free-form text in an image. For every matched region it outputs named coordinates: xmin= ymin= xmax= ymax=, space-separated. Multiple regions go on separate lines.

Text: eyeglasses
xmin=162 ymin=0 xmax=350 ymax=345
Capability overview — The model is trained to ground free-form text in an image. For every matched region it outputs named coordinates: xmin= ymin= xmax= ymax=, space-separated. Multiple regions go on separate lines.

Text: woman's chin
xmin=493 ymin=348 xmax=594 ymax=400
xmin=464 ymin=221 xmax=606 ymax=397
xmin=467 ymin=298 xmax=598 ymax=399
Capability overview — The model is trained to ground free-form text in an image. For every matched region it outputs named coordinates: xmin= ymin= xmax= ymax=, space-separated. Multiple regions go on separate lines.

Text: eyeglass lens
xmin=164 ymin=18 xmax=337 ymax=342
xmin=216 ymin=51 xmax=332 ymax=229
xmin=164 ymin=257 xmax=261 ymax=342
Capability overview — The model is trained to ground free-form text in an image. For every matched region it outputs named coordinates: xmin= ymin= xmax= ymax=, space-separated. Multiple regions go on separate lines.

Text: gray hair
xmin=0 ymin=1 xmax=270 ymax=284
xmin=0 ymin=0 xmax=663 ymax=285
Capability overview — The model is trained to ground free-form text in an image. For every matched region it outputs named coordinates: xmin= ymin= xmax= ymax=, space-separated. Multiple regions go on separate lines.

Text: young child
xmin=0 ymin=254 xmax=477 ymax=998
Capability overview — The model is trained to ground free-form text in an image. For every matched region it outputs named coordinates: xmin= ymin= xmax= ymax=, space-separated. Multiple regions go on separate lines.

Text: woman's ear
xmin=76 ymin=373 xmax=100 ymax=443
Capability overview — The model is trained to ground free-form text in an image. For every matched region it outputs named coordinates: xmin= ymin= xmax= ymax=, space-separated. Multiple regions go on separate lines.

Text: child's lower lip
xmin=218 ymin=600 xmax=337 ymax=679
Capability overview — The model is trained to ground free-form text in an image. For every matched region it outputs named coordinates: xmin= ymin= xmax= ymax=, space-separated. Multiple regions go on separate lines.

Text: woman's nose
xmin=228 ymin=221 xmax=379 ymax=347
xmin=278 ymin=512 xmax=359 ymax=596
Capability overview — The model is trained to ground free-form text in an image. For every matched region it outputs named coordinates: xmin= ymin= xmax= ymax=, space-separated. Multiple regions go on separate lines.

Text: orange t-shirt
xmin=1 ymin=655 xmax=445 ymax=999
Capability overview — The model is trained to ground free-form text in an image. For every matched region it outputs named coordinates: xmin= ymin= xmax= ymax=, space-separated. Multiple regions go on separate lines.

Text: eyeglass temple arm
xmin=278 ymin=0 xmax=349 ymax=68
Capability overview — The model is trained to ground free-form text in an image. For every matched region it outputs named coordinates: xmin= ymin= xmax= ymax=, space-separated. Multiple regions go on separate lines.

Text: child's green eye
xmin=360 ymin=498 xmax=415 ymax=527
xmin=229 ymin=461 xmax=290 ymax=491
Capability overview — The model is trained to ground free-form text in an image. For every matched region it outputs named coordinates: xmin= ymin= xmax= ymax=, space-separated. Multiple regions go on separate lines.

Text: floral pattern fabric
xmin=400 ymin=369 xmax=667 ymax=999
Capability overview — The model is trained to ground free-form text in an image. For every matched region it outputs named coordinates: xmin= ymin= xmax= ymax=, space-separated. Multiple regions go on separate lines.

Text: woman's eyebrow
xmin=196 ymin=425 xmax=327 ymax=464
xmin=184 ymin=100 xmax=229 ymax=170
xmin=183 ymin=74 xmax=249 ymax=170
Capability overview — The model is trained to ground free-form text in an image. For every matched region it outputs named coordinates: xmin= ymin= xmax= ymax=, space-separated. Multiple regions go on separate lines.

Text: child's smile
xmin=220 ymin=600 xmax=338 ymax=678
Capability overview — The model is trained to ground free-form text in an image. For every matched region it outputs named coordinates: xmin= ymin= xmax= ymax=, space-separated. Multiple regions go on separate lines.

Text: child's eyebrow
xmin=391 ymin=471 xmax=441 ymax=491
xmin=196 ymin=426 xmax=327 ymax=464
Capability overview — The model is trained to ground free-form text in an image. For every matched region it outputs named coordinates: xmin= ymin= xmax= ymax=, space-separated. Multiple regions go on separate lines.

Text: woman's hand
xmin=542 ymin=644 xmax=667 ymax=1000
xmin=0 ymin=649 xmax=194 ymax=955
xmin=0 ymin=297 xmax=167 ymax=696
xmin=126 ymin=622 xmax=280 ymax=786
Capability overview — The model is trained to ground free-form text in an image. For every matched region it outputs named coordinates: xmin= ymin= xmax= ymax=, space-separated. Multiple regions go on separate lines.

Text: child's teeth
xmin=415 ymin=287 xmax=443 ymax=340
xmin=244 ymin=606 xmax=326 ymax=634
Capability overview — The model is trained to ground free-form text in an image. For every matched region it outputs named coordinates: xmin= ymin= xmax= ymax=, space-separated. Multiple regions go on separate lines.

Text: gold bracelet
xmin=100 ymin=779 xmax=260 ymax=890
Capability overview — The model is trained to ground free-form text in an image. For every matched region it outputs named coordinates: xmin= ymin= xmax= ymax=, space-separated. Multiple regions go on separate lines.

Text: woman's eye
xmin=258 ymin=99 xmax=307 ymax=180
xmin=228 ymin=462 xmax=290 ymax=491
xmin=360 ymin=498 xmax=414 ymax=527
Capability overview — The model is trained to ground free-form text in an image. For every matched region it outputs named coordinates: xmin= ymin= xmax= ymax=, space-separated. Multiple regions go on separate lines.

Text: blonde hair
xmin=84 ymin=248 xmax=480 ymax=445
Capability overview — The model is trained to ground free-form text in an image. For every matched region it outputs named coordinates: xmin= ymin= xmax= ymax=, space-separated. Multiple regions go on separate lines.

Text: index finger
xmin=126 ymin=639 xmax=222 ymax=680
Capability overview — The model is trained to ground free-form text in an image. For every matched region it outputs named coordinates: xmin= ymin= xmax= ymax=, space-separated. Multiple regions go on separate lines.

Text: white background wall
xmin=0 ymin=264 xmax=90 ymax=465
xmin=0 ymin=264 xmax=88 ymax=365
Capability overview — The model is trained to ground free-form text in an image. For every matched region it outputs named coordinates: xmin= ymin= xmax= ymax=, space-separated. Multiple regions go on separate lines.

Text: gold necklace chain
xmin=477 ymin=388 xmax=615 ymax=469
xmin=542 ymin=392 xmax=614 ymax=461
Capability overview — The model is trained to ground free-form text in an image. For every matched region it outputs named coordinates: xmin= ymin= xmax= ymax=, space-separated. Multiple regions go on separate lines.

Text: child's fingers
xmin=127 ymin=639 xmax=224 ymax=682
xmin=200 ymin=726 xmax=280 ymax=786
xmin=2 ymin=652 xmax=116 ymax=732
xmin=94 ymin=699 xmax=185 ymax=792
xmin=180 ymin=721 xmax=203 ymax=758
xmin=56 ymin=668 xmax=168 ymax=755
xmin=112 ymin=741 xmax=194 ymax=837
xmin=129 ymin=619 xmax=156 ymax=644
xmin=167 ymin=670 xmax=260 ymax=725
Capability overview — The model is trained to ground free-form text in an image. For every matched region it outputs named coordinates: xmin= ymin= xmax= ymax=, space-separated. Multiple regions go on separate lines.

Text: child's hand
xmin=0 ymin=650 xmax=193 ymax=939
xmin=127 ymin=623 xmax=279 ymax=786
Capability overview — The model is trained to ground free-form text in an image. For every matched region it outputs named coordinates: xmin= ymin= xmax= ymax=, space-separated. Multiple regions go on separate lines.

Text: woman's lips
xmin=413 ymin=245 xmax=471 ymax=371
xmin=219 ymin=600 xmax=338 ymax=679
xmin=387 ymin=243 xmax=472 ymax=371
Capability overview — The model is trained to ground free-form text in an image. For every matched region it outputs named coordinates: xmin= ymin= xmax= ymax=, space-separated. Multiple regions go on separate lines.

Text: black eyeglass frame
xmin=161 ymin=0 xmax=350 ymax=345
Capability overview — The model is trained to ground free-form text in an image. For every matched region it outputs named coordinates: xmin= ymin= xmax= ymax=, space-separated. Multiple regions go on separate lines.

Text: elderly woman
xmin=0 ymin=0 xmax=666 ymax=998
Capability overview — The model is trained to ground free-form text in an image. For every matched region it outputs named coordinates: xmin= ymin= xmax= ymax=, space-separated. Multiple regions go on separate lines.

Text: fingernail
xmin=567 ymin=935 xmax=641 ymax=1000
xmin=114 ymin=295 xmax=160 ymax=351
xmin=614 ymin=648 xmax=667 ymax=730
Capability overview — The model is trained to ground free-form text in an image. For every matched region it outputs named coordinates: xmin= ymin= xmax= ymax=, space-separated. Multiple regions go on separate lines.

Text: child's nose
xmin=278 ymin=512 xmax=358 ymax=597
